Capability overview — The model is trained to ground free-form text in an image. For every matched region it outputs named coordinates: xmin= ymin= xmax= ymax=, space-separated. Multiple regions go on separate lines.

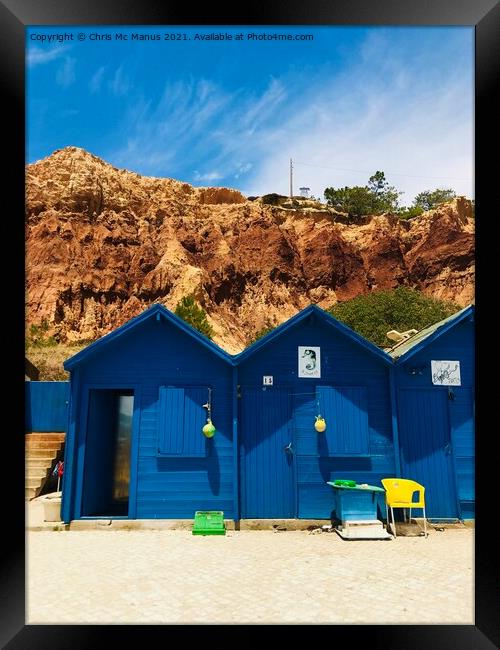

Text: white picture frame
xmin=431 ymin=360 xmax=461 ymax=386
xmin=298 ymin=346 xmax=321 ymax=378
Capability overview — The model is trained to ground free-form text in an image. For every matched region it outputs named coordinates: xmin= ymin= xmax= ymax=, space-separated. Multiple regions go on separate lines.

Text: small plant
xmin=413 ymin=188 xmax=456 ymax=211
xmin=397 ymin=206 xmax=424 ymax=220
xmin=261 ymin=193 xmax=287 ymax=206
xmin=26 ymin=319 xmax=58 ymax=348
xmin=174 ymin=295 xmax=214 ymax=339
xmin=249 ymin=322 xmax=275 ymax=345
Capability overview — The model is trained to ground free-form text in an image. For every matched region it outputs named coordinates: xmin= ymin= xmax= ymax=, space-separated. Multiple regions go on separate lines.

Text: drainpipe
xmin=389 ymin=366 xmax=402 ymax=477
xmin=232 ymin=365 xmax=240 ymax=522
xmin=61 ymin=368 xmax=79 ymax=523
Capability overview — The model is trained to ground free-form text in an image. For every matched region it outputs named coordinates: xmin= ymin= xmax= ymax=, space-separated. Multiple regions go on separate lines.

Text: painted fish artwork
xmin=431 ymin=360 xmax=461 ymax=386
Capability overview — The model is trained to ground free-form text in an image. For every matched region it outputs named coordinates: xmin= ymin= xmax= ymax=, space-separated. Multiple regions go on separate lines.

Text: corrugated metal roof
xmin=388 ymin=304 xmax=474 ymax=359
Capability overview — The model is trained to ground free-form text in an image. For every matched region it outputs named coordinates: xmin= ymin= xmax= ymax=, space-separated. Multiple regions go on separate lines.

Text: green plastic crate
xmin=192 ymin=511 xmax=226 ymax=535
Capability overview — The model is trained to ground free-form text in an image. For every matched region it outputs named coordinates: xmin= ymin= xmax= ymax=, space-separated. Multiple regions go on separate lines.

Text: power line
xmin=294 ymin=160 xmax=470 ymax=182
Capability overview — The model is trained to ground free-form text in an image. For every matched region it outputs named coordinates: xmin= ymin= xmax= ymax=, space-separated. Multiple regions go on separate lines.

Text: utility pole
xmin=289 ymin=158 xmax=293 ymax=198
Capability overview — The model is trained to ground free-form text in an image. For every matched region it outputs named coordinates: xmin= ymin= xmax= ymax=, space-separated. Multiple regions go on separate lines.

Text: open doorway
xmin=81 ymin=389 xmax=134 ymax=517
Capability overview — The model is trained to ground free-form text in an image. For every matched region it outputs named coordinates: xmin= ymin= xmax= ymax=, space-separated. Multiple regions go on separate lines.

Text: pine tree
xmin=174 ymin=295 xmax=214 ymax=339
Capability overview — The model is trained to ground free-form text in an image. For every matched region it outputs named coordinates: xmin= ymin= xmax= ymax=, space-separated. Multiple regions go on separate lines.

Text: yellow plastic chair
xmin=381 ymin=478 xmax=427 ymax=538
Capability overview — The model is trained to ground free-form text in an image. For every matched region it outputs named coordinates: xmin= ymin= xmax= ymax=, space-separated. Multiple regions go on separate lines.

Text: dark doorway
xmin=81 ymin=389 xmax=134 ymax=517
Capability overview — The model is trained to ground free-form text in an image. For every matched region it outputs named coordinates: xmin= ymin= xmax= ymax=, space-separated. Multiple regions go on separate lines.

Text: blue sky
xmin=26 ymin=26 xmax=473 ymax=205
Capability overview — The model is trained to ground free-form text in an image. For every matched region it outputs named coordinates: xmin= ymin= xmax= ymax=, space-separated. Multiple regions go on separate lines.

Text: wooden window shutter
xmin=158 ymin=386 xmax=208 ymax=457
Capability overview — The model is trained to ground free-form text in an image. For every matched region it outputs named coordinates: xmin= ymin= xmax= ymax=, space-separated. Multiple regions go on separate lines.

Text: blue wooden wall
xmin=65 ymin=316 xmax=234 ymax=521
xmin=25 ymin=381 xmax=69 ymax=432
xmin=62 ymin=307 xmax=474 ymax=522
xmin=394 ymin=316 xmax=475 ymax=519
xmin=237 ymin=314 xmax=395 ymax=519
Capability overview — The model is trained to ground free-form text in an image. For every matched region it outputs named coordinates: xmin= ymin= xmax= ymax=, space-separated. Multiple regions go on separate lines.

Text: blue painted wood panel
xmin=395 ymin=317 xmax=474 ymax=519
xmin=240 ymin=387 xmax=295 ymax=518
xmin=25 ymin=381 xmax=69 ymax=432
xmin=398 ymin=388 xmax=459 ymax=518
xmin=70 ymin=316 xmax=234 ymax=520
xmin=331 ymin=487 xmax=380 ymax=522
xmin=448 ymin=388 xmax=475 ymax=516
xmin=317 ymin=386 xmax=369 ymax=456
xmin=237 ymin=316 xmax=395 ymax=519
xmin=158 ymin=387 xmax=184 ymax=454
xmin=395 ymin=319 xmax=474 ymax=390
xmin=157 ymin=386 xmax=208 ymax=457
xmin=183 ymin=387 xmax=210 ymax=457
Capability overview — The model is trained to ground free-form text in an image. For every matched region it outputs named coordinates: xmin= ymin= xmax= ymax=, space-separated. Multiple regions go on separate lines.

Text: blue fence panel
xmin=25 ymin=381 xmax=69 ymax=432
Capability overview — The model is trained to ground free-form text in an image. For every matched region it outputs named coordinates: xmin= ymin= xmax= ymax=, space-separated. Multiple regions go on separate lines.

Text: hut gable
xmin=236 ymin=305 xmax=395 ymax=520
xmin=64 ymin=303 xmax=234 ymax=371
xmin=236 ymin=304 xmax=392 ymax=367
xmin=392 ymin=305 xmax=474 ymax=520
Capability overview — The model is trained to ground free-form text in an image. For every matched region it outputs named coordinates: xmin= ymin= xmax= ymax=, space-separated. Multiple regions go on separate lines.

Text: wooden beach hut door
xmin=240 ymin=387 xmax=295 ymax=518
xmin=397 ymin=388 xmax=459 ymax=519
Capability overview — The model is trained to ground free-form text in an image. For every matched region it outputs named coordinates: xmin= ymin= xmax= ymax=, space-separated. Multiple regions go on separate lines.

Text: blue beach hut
xmin=390 ymin=305 xmax=475 ymax=520
xmin=234 ymin=305 xmax=396 ymax=520
xmin=61 ymin=304 xmax=236 ymax=523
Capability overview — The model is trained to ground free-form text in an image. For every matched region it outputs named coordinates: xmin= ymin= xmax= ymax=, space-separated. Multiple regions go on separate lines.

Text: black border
xmin=4 ymin=0 xmax=499 ymax=646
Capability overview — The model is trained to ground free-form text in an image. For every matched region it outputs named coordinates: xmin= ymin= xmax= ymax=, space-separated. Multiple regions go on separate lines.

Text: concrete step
xmin=26 ymin=478 xmax=44 ymax=489
xmin=26 ymin=489 xmax=37 ymax=500
xmin=27 ymin=449 xmax=58 ymax=459
xmin=26 ymin=467 xmax=49 ymax=480
xmin=25 ymin=441 xmax=62 ymax=450
xmin=26 ymin=458 xmax=53 ymax=468
xmin=336 ymin=519 xmax=392 ymax=540
xmin=26 ymin=433 xmax=65 ymax=442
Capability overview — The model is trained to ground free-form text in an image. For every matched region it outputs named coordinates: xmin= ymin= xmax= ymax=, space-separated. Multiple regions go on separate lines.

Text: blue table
xmin=326 ymin=482 xmax=391 ymax=540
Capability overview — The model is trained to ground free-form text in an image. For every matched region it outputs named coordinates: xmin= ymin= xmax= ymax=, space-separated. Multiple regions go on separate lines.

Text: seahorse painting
xmin=302 ymin=349 xmax=317 ymax=370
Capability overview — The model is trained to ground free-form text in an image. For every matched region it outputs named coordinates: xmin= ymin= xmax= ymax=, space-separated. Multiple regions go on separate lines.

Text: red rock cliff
xmin=26 ymin=147 xmax=474 ymax=352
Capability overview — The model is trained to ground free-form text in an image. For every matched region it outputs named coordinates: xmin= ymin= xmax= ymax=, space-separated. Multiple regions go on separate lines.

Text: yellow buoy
xmin=314 ymin=416 xmax=326 ymax=433
xmin=202 ymin=419 xmax=216 ymax=438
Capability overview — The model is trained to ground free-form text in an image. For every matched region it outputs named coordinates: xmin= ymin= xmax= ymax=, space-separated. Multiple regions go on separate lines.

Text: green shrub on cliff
xmin=26 ymin=319 xmax=58 ymax=348
xmin=249 ymin=323 xmax=275 ymax=345
xmin=328 ymin=287 xmax=460 ymax=347
xmin=174 ymin=295 xmax=214 ymax=339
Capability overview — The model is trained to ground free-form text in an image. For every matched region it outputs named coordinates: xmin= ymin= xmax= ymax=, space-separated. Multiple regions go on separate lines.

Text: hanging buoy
xmin=202 ymin=419 xmax=216 ymax=438
xmin=314 ymin=415 xmax=326 ymax=433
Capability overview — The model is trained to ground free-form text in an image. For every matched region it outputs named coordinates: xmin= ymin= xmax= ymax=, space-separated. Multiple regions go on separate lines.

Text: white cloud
xmin=56 ymin=57 xmax=76 ymax=87
xmin=109 ymin=66 xmax=130 ymax=96
xmin=107 ymin=78 xmax=234 ymax=174
xmin=89 ymin=66 xmax=106 ymax=93
xmin=243 ymin=40 xmax=473 ymax=204
xmin=105 ymin=34 xmax=473 ymax=203
xmin=234 ymin=162 xmax=253 ymax=179
xmin=193 ymin=171 xmax=223 ymax=182
xmin=27 ymin=46 xmax=69 ymax=66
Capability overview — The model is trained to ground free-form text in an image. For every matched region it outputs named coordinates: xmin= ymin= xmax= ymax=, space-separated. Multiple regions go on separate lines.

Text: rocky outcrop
xmin=26 ymin=147 xmax=475 ymax=353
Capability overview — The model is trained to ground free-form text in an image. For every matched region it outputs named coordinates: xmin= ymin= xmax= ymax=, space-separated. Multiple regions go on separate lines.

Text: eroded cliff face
xmin=26 ymin=147 xmax=474 ymax=353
